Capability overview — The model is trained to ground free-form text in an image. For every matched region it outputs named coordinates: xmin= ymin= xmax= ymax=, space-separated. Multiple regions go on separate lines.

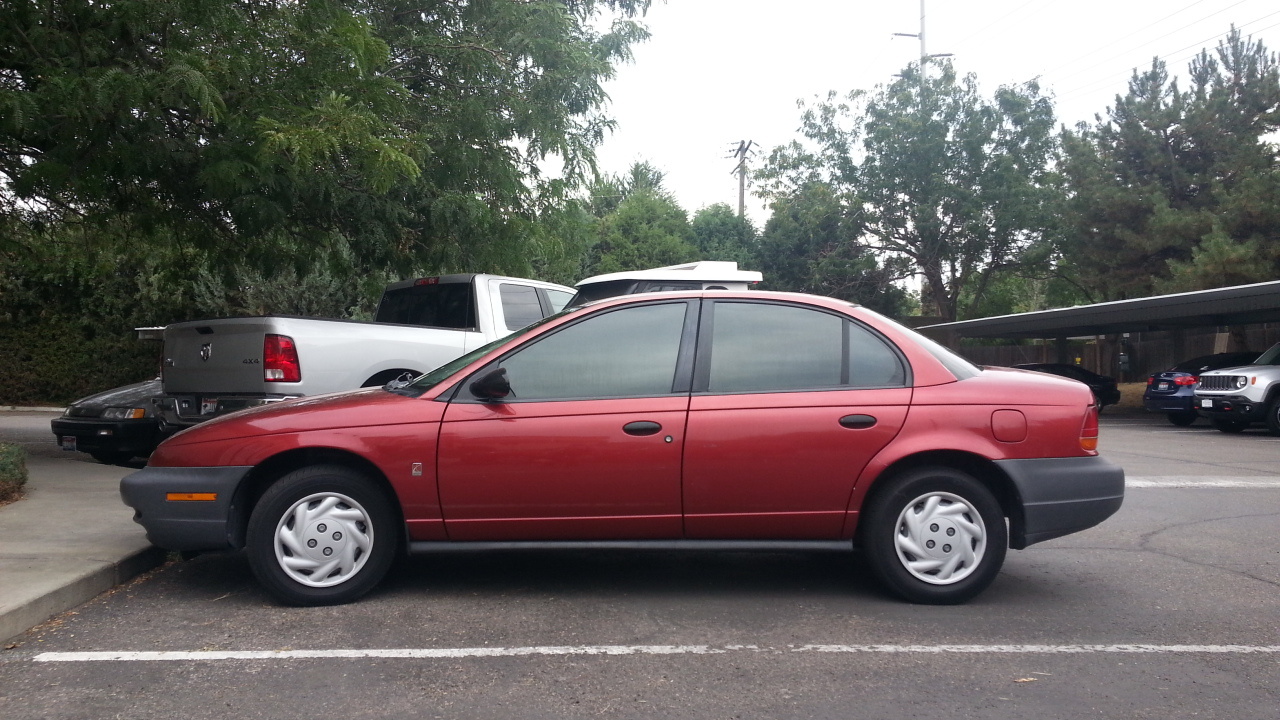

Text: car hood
xmin=161 ymin=388 xmax=445 ymax=447
xmin=67 ymin=379 xmax=163 ymax=412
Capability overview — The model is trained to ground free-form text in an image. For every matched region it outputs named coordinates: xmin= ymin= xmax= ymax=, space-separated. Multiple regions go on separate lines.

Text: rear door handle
xmin=622 ymin=421 xmax=663 ymax=436
xmin=839 ymin=414 xmax=877 ymax=429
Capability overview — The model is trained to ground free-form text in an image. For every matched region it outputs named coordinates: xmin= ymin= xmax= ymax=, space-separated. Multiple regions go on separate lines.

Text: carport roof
xmin=919 ymin=280 xmax=1280 ymax=339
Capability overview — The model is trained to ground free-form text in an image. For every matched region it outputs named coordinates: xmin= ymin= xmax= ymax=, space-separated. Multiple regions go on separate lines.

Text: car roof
xmin=574 ymin=261 xmax=763 ymax=287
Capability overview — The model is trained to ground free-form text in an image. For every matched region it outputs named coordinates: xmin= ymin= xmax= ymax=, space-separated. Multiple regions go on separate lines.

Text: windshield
xmin=1254 ymin=343 xmax=1280 ymax=366
xmin=394 ymin=310 xmax=571 ymax=397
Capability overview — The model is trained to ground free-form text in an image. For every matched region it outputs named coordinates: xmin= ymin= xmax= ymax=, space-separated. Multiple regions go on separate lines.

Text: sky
xmin=592 ymin=0 xmax=1280 ymax=226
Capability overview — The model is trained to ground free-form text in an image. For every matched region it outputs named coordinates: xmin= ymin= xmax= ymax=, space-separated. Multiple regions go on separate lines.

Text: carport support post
xmin=1055 ymin=336 xmax=1070 ymax=364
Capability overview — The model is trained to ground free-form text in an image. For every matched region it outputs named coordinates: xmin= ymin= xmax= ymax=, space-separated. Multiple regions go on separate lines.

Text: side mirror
xmin=469 ymin=367 xmax=511 ymax=401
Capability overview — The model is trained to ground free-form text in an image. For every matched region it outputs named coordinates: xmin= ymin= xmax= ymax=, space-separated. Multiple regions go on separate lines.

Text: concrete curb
xmin=1 ymin=546 xmax=167 ymax=644
xmin=0 ymin=406 xmax=65 ymax=413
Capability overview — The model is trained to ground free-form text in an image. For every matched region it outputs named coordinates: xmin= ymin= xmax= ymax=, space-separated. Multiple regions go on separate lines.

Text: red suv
xmin=121 ymin=291 xmax=1123 ymax=606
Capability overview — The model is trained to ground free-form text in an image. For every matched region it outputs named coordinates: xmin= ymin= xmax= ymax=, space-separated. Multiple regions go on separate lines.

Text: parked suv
xmin=1193 ymin=342 xmax=1280 ymax=434
xmin=1144 ymin=351 xmax=1260 ymax=426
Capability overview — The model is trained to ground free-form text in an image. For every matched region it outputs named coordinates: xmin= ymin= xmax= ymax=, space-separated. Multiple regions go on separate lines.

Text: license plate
xmin=201 ymin=398 xmax=219 ymax=415
xmin=60 ymin=436 xmax=77 ymax=452
xmin=1158 ymin=382 xmax=1170 ymax=390
xmin=1201 ymin=399 xmax=1213 ymax=409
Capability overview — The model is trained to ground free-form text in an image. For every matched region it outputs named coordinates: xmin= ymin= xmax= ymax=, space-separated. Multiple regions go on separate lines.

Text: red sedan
xmin=121 ymin=291 xmax=1123 ymax=606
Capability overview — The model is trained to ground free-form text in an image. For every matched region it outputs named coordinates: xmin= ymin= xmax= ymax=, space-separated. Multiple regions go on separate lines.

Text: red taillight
xmin=1146 ymin=376 xmax=1155 ymax=385
xmin=1079 ymin=405 xmax=1099 ymax=453
xmin=1175 ymin=375 xmax=1198 ymax=386
xmin=263 ymin=334 xmax=301 ymax=383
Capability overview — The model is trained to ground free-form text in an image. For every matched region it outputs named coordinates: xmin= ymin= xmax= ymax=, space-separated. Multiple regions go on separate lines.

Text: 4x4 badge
xmin=200 ymin=343 xmax=212 ymax=362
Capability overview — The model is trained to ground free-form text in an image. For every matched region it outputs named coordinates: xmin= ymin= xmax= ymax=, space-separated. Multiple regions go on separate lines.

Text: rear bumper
xmin=120 ymin=465 xmax=253 ymax=551
xmin=155 ymin=394 xmax=297 ymax=431
xmin=994 ymin=456 xmax=1125 ymax=549
xmin=50 ymin=417 xmax=163 ymax=456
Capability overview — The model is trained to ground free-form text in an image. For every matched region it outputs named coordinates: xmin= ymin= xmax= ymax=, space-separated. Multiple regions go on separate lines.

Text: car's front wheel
xmin=860 ymin=466 xmax=1007 ymax=605
xmin=246 ymin=465 xmax=397 ymax=606
xmin=1266 ymin=398 xmax=1280 ymax=436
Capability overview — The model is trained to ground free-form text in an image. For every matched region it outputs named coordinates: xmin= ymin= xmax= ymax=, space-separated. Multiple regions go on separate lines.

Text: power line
xmin=1050 ymin=0 xmax=1255 ymax=86
xmin=1055 ymin=11 xmax=1280 ymax=104
xmin=1035 ymin=0 xmax=1214 ymax=79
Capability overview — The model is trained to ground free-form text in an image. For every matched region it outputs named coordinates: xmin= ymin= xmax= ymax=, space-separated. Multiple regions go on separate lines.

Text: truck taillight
xmin=1079 ymin=405 xmax=1099 ymax=453
xmin=264 ymin=334 xmax=301 ymax=383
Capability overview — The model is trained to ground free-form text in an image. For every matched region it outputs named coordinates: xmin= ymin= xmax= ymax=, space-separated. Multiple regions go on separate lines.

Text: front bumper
xmin=1193 ymin=395 xmax=1266 ymax=421
xmin=51 ymin=416 xmax=163 ymax=457
xmin=994 ymin=456 xmax=1125 ymax=549
xmin=120 ymin=465 xmax=253 ymax=551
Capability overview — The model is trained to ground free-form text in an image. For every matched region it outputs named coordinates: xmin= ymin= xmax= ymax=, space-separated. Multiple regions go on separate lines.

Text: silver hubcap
xmin=893 ymin=491 xmax=987 ymax=585
xmin=274 ymin=492 xmax=374 ymax=588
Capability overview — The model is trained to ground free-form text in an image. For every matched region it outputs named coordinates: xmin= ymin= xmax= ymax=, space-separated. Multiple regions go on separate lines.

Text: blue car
xmin=1144 ymin=352 xmax=1260 ymax=425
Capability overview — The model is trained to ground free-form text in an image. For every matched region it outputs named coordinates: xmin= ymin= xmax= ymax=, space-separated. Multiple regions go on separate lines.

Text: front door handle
xmin=839 ymin=414 xmax=877 ymax=429
xmin=622 ymin=421 xmax=663 ymax=436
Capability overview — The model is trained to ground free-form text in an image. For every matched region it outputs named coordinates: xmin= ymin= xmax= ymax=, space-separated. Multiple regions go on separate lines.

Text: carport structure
xmin=919 ymin=280 xmax=1280 ymax=376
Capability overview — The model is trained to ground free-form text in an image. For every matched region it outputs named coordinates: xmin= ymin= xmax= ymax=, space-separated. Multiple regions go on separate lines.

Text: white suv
xmin=1194 ymin=342 xmax=1280 ymax=434
xmin=569 ymin=261 xmax=762 ymax=306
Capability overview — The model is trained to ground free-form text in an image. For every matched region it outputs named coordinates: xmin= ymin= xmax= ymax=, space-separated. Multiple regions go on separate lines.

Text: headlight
xmin=102 ymin=407 xmax=148 ymax=420
xmin=1234 ymin=376 xmax=1248 ymax=389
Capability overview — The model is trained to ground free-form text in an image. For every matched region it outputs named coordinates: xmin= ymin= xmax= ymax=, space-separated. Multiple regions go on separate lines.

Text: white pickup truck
xmin=156 ymin=273 xmax=574 ymax=429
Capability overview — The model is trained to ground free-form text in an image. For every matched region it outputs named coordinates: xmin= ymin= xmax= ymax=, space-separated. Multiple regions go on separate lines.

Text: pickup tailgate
xmin=163 ymin=319 xmax=276 ymax=394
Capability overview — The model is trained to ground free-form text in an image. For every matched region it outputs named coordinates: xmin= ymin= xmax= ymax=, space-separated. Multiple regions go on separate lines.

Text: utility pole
xmin=729 ymin=140 xmax=754 ymax=218
xmin=893 ymin=0 xmax=952 ymax=84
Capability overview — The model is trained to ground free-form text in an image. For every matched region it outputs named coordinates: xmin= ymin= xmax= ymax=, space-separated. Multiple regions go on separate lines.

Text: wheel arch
xmin=855 ymin=450 xmax=1025 ymax=549
xmin=227 ymin=448 xmax=406 ymax=551
xmin=362 ymin=368 xmax=422 ymax=387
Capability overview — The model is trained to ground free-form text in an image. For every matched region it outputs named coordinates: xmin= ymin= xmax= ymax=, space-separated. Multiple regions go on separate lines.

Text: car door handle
xmin=839 ymin=414 xmax=877 ymax=429
xmin=622 ymin=421 xmax=663 ymax=436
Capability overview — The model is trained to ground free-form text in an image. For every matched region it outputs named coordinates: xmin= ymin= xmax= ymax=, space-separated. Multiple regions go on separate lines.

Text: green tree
xmin=1059 ymin=29 xmax=1280 ymax=300
xmin=755 ymin=182 xmax=910 ymax=317
xmin=0 ymin=0 xmax=652 ymax=274
xmin=586 ymin=189 xmax=697 ymax=275
xmin=760 ymin=63 xmax=1061 ymax=322
xmin=690 ymin=203 xmax=757 ymax=266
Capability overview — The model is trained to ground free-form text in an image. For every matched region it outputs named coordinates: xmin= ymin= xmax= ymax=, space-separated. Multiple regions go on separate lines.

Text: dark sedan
xmin=1144 ymin=351 xmax=1260 ymax=425
xmin=50 ymin=379 xmax=169 ymax=464
xmin=1011 ymin=363 xmax=1122 ymax=409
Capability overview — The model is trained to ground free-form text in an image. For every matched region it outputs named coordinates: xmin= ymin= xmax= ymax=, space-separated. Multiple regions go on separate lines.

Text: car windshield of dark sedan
xmin=1254 ymin=343 xmax=1280 ymax=366
xmin=394 ymin=311 xmax=571 ymax=396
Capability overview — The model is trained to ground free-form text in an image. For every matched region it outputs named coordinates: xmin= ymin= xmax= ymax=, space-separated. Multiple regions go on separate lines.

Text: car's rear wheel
xmin=247 ymin=465 xmax=397 ymax=606
xmin=1212 ymin=418 xmax=1247 ymax=433
xmin=1167 ymin=411 xmax=1198 ymax=426
xmin=860 ymin=466 xmax=1007 ymax=605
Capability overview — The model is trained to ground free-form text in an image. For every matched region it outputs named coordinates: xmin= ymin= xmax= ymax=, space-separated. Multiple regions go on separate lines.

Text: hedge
xmin=0 ymin=442 xmax=26 ymax=504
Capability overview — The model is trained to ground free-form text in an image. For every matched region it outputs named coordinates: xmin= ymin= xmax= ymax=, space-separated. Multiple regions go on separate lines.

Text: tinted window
xmin=708 ymin=303 xmax=844 ymax=392
xmin=498 ymin=303 xmax=688 ymax=400
xmin=848 ymin=322 xmax=907 ymax=387
xmin=545 ymin=289 xmax=574 ymax=313
xmin=500 ymin=283 xmax=545 ymax=331
xmin=376 ymin=282 xmax=476 ymax=329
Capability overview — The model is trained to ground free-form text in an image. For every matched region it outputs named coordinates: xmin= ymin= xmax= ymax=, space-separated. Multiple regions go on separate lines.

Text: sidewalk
xmin=0 ymin=413 xmax=165 ymax=643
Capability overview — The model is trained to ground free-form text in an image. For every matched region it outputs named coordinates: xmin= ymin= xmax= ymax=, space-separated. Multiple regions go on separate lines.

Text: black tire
xmin=1167 ymin=411 xmax=1198 ymax=427
xmin=247 ymin=465 xmax=398 ymax=606
xmin=1212 ymin=418 xmax=1247 ymax=433
xmin=1266 ymin=399 xmax=1280 ymax=436
xmin=860 ymin=466 xmax=1007 ymax=605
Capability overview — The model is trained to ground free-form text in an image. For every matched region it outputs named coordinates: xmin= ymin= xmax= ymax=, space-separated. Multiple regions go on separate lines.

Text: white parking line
xmin=32 ymin=644 xmax=1280 ymax=663
xmin=1126 ymin=476 xmax=1280 ymax=488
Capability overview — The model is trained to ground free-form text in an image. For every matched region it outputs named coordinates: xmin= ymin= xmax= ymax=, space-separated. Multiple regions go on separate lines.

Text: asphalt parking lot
xmin=0 ymin=411 xmax=1277 ymax=719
